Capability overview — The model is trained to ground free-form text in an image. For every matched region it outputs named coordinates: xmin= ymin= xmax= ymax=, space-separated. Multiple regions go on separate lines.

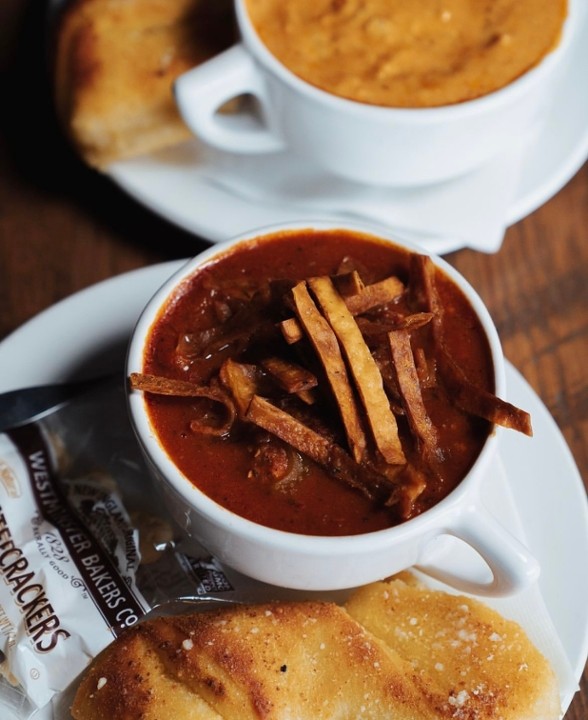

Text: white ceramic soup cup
xmin=174 ymin=0 xmax=578 ymax=186
xmin=126 ymin=220 xmax=538 ymax=595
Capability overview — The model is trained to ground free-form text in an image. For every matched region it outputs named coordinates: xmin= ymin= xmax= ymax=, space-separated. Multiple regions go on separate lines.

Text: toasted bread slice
xmin=71 ymin=600 xmax=433 ymax=720
xmin=345 ymin=573 xmax=561 ymax=720
xmin=71 ymin=576 xmax=560 ymax=720
xmin=54 ymin=0 xmax=235 ymax=169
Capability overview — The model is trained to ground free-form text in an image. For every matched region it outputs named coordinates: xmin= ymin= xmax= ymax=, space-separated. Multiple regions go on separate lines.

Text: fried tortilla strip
xmin=408 ymin=254 xmax=442 ymax=334
xmin=219 ymin=359 xmax=259 ymax=417
xmin=247 ymin=396 xmax=331 ymax=463
xmin=344 ymin=275 xmax=405 ymax=315
xmin=413 ymin=346 xmax=436 ymax=389
xmin=354 ymin=312 xmax=433 ymax=341
xmin=384 ymin=464 xmax=428 ymax=518
xmin=130 ymin=372 xmax=237 ymax=435
xmin=438 ymin=350 xmax=533 ymax=435
xmin=279 ymin=317 xmax=304 ymax=344
xmin=280 ymin=275 xmax=405 ymax=348
xmin=246 ymin=396 xmax=394 ymax=501
xmin=395 ymin=312 xmax=434 ymax=331
xmin=291 ymin=281 xmax=367 ymax=463
xmin=309 ymin=276 xmax=405 ymax=466
xmin=130 ymin=372 xmax=212 ymax=396
xmin=261 ymin=356 xmax=317 ymax=405
xmin=409 ymin=254 xmax=532 ymax=436
xmin=333 ymin=269 xmax=365 ymax=297
xmin=388 ymin=330 xmax=439 ymax=460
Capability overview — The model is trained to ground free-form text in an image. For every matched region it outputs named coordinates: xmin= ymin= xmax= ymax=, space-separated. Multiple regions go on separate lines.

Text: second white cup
xmin=174 ymin=0 xmax=577 ymax=187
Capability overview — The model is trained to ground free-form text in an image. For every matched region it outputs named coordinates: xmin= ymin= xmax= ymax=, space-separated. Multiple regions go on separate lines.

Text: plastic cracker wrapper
xmin=0 ymin=378 xmax=250 ymax=719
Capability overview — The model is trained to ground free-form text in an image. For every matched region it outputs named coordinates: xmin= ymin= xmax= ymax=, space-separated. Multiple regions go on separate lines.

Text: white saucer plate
xmin=0 ymin=261 xmax=587 ymax=717
xmin=105 ymin=9 xmax=588 ymax=253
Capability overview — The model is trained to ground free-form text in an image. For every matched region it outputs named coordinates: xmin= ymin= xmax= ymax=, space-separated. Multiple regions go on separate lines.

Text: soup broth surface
xmin=245 ymin=0 xmax=567 ymax=107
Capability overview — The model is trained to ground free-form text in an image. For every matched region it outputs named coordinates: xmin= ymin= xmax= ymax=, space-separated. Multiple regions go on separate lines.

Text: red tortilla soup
xmin=137 ymin=229 xmax=529 ymax=536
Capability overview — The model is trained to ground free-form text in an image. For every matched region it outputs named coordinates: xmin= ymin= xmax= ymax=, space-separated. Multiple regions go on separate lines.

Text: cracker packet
xmin=0 ymin=378 xmax=243 ymax=719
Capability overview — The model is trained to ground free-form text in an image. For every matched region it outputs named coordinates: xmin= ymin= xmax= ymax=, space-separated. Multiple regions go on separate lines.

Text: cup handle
xmin=416 ymin=505 xmax=540 ymax=596
xmin=174 ymin=43 xmax=285 ymax=154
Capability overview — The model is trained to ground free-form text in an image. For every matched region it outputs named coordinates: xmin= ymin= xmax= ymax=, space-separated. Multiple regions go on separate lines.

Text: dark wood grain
xmin=1 ymin=2 xmax=586 ymax=718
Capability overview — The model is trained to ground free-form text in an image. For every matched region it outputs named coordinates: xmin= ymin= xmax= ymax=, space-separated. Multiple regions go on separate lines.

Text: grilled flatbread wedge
xmin=71 ymin=573 xmax=559 ymax=720
xmin=54 ymin=0 xmax=235 ymax=169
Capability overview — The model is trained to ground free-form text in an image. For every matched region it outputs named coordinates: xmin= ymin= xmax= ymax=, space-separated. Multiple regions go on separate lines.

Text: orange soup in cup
xmin=245 ymin=0 xmax=567 ymax=107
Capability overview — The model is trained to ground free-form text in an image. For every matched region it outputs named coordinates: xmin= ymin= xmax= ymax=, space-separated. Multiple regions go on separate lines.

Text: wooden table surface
xmin=1 ymin=2 xmax=586 ymax=718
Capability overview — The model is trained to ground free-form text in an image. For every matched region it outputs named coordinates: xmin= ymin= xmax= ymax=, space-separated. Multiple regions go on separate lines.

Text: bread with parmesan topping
xmin=345 ymin=573 xmax=561 ymax=720
xmin=53 ymin=0 xmax=235 ymax=169
xmin=70 ymin=574 xmax=560 ymax=720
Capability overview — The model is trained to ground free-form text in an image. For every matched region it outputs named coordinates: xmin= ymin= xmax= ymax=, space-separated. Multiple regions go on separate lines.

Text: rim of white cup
xmin=235 ymin=0 xmax=578 ymax=122
xmin=126 ymin=220 xmax=506 ymax=555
